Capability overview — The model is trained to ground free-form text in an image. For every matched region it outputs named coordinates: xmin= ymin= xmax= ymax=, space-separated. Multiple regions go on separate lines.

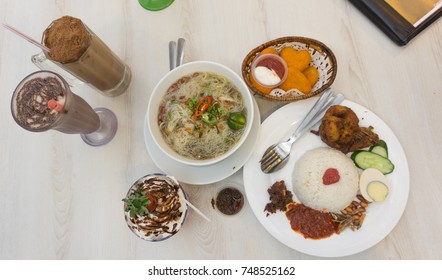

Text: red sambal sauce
xmin=322 ymin=168 xmax=340 ymax=185
xmin=256 ymin=57 xmax=285 ymax=79
xmin=285 ymin=202 xmax=338 ymax=239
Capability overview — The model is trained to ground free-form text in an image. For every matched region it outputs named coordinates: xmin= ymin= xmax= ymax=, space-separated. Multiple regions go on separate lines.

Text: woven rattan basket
xmin=242 ymin=36 xmax=337 ymax=102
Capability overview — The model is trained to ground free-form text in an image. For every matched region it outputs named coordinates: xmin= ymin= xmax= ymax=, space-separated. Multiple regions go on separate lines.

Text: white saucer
xmin=144 ymin=98 xmax=261 ymax=185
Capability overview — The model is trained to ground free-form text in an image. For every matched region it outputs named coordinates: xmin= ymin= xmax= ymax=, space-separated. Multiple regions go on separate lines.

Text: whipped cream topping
xmin=12 ymin=72 xmax=67 ymax=131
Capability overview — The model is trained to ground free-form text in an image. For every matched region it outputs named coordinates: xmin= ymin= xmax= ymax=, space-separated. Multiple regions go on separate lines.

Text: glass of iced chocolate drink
xmin=11 ymin=70 xmax=118 ymax=146
xmin=31 ymin=16 xmax=131 ymax=97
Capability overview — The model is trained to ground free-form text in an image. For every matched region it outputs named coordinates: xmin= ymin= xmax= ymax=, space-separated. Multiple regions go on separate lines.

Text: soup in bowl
xmin=147 ymin=61 xmax=254 ymax=166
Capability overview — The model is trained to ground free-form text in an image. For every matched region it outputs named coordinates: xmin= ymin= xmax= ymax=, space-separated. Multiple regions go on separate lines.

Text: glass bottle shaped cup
xmin=32 ymin=19 xmax=131 ymax=97
xmin=11 ymin=70 xmax=118 ymax=146
xmin=138 ymin=0 xmax=175 ymax=11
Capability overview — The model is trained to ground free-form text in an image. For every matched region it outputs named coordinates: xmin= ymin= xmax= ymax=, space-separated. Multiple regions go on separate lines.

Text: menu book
xmin=349 ymin=0 xmax=442 ymax=46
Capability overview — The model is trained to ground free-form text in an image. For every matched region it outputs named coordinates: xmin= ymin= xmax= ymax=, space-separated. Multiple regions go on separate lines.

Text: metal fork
xmin=260 ymin=89 xmax=345 ymax=173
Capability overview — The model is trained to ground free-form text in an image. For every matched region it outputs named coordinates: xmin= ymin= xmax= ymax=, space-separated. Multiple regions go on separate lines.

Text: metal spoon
xmin=176 ymin=38 xmax=185 ymax=67
xmin=169 ymin=41 xmax=177 ymax=70
xmin=169 ymin=38 xmax=185 ymax=70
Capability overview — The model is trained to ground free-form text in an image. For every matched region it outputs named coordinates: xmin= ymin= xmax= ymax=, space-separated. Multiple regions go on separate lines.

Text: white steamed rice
xmin=292 ymin=147 xmax=359 ymax=212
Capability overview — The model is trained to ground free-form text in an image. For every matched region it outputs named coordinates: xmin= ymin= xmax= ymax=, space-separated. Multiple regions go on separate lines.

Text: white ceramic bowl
xmin=146 ymin=61 xmax=255 ymax=166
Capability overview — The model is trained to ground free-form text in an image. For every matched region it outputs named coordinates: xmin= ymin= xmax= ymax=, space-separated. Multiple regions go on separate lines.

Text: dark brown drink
xmin=42 ymin=16 xmax=131 ymax=97
xmin=12 ymin=71 xmax=100 ymax=134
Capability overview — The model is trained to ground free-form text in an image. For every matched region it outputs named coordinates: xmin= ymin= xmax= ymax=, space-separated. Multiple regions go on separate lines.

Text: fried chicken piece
xmin=349 ymin=126 xmax=379 ymax=151
xmin=318 ymin=105 xmax=379 ymax=154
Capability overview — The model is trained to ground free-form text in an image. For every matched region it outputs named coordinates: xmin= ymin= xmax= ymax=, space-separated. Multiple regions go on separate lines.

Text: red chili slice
xmin=193 ymin=96 xmax=213 ymax=119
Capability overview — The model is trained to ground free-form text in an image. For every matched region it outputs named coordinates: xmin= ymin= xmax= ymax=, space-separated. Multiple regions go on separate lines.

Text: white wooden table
xmin=1 ymin=0 xmax=441 ymax=259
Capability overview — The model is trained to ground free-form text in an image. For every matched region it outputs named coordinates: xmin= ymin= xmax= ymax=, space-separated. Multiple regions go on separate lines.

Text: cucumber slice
xmin=369 ymin=140 xmax=388 ymax=158
xmin=351 ymin=150 xmax=395 ymax=174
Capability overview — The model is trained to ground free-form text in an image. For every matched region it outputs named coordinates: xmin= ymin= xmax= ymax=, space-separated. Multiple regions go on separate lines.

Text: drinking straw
xmin=183 ymin=198 xmax=211 ymax=222
xmin=2 ymin=22 xmax=51 ymax=53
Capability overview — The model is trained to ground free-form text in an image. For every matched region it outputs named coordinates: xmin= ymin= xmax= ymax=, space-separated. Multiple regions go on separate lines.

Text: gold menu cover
xmin=386 ymin=0 xmax=440 ymax=25
xmin=350 ymin=0 xmax=442 ymax=45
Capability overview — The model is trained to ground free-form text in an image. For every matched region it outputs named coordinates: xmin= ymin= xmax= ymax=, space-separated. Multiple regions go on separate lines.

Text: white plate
xmin=144 ymin=98 xmax=261 ymax=185
xmin=243 ymin=98 xmax=409 ymax=257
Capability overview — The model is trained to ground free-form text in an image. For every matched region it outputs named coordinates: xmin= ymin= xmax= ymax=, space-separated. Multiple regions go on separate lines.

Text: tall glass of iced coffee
xmin=11 ymin=71 xmax=118 ymax=146
xmin=32 ymin=16 xmax=131 ymax=97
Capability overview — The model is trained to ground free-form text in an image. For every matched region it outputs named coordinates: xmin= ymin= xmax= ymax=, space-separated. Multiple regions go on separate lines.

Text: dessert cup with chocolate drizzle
xmin=123 ymin=173 xmax=189 ymax=241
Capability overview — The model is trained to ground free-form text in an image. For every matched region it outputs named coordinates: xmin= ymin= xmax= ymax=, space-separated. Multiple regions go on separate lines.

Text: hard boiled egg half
xmin=359 ymin=168 xmax=390 ymax=202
